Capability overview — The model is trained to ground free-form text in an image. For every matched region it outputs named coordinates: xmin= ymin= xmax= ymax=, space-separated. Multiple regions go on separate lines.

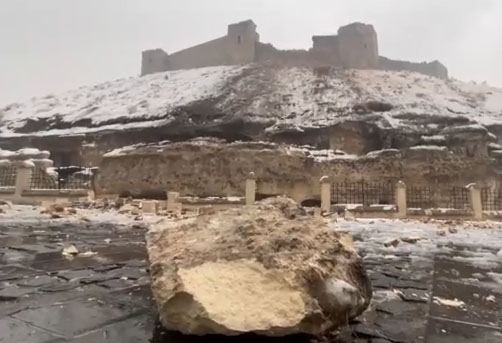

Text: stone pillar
xmin=320 ymin=176 xmax=331 ymax=215
xmin=167 ymin=191 xmax=182 ymax=214
xmin=395 ymin=181 xmax=407 ymax=219
xmin=467 ymin=184 xmax=483 ymax=220
xmin=142 ymin=200 xmax=159 ymax=215
xmin=245 ymin=172 xmax=256 ymax=206
xmin=14 ymin=166 xmax=33 ymax=198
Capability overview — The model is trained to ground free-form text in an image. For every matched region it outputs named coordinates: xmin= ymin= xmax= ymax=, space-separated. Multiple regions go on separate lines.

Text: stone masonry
xmin=141 ymin=19 xmax=448 ymax=79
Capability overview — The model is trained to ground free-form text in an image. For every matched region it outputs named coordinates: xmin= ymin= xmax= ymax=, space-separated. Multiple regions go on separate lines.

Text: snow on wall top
xmin=1 ymin=65 xmax=501 ymax=137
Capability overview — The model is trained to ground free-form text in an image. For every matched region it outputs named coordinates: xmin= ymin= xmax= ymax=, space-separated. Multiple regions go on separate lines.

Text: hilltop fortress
xmin=141 ymin=20 xmax=448 ymax=79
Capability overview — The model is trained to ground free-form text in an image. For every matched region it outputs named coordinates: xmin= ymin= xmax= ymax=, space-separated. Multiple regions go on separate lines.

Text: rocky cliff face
xmin=1 ymin=65 xmax=501 ymax=176
xmin=97 ymin=139 xmax=498 ymax=200
xmin=1 ymin=65 xmax=501 ymax=146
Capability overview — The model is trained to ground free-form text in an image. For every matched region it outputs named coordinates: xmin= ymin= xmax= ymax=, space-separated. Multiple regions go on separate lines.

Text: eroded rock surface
xmin=146 ymin=198 xmax=371 ymax=336
xmin=97 ymin=139 xmax=496 ymax=201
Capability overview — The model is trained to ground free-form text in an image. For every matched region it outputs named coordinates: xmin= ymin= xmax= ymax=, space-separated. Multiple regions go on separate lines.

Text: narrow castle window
xmin=237 ymin=35 xmax=242 ymax=45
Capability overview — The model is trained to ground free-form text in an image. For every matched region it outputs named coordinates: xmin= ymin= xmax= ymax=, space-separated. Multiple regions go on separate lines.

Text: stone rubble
xmin=146 ymin=197 xmax=372 ymax=336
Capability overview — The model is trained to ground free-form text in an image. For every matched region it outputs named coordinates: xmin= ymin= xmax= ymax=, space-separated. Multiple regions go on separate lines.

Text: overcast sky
xmin=1 ymin=0 xmax=501 ymax=106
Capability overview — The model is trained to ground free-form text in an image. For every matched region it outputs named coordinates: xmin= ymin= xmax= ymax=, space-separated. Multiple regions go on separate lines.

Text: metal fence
xmin=481 ymin=188 xmax=502 ymax=211
xmin=406 ymin=186 xmax=434 ymax=209
xmin=332 ymin=181 xmax=395 ymax=206
xmin=406 ymin=185 xmax=470 ymax=210
xmin=449 ymin=187 xmax=471 ymax=210
xmin=0 ymin=166 xmax=17 ymax=187
xmin=30 ymin=166 xmax=94 ymax=190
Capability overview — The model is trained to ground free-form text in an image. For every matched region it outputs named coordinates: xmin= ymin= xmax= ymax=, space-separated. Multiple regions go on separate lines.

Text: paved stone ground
xmin=336 ymin=219 xmax=502 ymax=343
xmin=0 ymin=207 xmax=501 ymax=342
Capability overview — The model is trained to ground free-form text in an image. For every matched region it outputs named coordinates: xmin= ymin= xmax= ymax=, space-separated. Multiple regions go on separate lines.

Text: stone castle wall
xmin=141 ymin=20 xmax=258 ymax=75
xmin=141 ymin=20 xmax=447 ymax=79
xmin=379 ymin=56 xmax=449 ymax=79
xmin=141 ymin=49 xmax=169 ymax=76
xmin=338 ymin=23 xmax=379 ymax=69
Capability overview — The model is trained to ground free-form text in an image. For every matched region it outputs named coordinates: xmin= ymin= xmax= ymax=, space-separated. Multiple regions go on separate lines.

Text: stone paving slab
xmin=0 ymin=316 xmax=60 ymax=343
xmin=12 ymin=298 xmax=148 ymax=339
xmin=57 ymin=313 xmax=154 ymax=343
xmin=425 ymin=317 xmax=502 ymax=343
xmin=1 ymin=208 xmax=501 ymax=342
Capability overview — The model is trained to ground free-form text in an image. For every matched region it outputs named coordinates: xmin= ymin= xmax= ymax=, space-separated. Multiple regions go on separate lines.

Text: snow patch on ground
xmin=433 ymin=297 xmax=465 ymax=308
xmin=334 ymin=218 xmax=502 ymax=269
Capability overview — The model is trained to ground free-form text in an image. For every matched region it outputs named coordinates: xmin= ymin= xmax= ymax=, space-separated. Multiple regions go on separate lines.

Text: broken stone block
xmin=141 ymin=201 xmax=158 ymax=215
xmin=118 ymin=203 xmax=138 ymax=214
xmin=62 ymin=245 xmax=79 ymax=257
xmin=166 ymin=192 xmax=182 ymax=214
xmin=384 ymin=239 xmax=400 ymax=248
xmin=400 ymin=236 xmax=422 ymax=244
xmin=147 ymin=197 xmax=371 ymax=336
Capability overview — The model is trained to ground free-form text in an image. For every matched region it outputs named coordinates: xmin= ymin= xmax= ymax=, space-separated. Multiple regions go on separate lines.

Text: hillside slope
xmin=0 ymin=65 xmax=501 ymax=138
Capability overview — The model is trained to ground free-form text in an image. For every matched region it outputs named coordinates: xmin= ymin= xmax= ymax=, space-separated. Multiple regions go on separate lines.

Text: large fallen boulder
xmin=146 ymin=197 xmax=372 ymax=336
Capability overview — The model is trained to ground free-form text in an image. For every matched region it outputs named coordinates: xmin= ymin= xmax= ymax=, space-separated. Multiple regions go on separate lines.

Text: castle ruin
xmin=141 ymin=20 xmax=448 ymax=79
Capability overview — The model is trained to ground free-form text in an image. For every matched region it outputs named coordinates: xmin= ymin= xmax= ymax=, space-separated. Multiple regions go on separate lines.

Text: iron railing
xmin=0 ymin=166 xmax=17 ymax=187
xmin=30 ymin=166 xmax=95 ymax=190
xmin=448 ymin=186 xmax=471 ymax=210
xmin=481 ymin=188 xmax=502 ymax=211
xmin=332 ymin=181 xmax=395 ymax=206
xmin=407 ymin=185 xmax=470 ymax=210
xmin=406 ymin=186 xmax=434 ymax=209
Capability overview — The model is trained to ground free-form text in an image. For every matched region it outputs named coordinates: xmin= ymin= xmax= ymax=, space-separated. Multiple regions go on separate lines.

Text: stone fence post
xmin=167 ymin=191 xmax=182 ymax=214
xmin=395 ymin=181 xmax=407 ymax=219
xmin=320 ymin=176 xmax=331 ymax=215
xmin=14 ymin=165 xmax=34 ymax=198
xmin=245 ymin=172 xmax=256 ymax=206
xmin=467 ymin=183 xmax=483 ymax=220
xmin=142 ymin=200 xmax=159 ymax=215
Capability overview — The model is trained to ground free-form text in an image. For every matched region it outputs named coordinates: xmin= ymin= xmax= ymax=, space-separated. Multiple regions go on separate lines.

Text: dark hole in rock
xmin=353 ymin=101 xmax=393 ymax=114
xmin=301 ymin=199 xmax=321 ymax=207
xmin=255 ymin=193 xmax=279 ymax=201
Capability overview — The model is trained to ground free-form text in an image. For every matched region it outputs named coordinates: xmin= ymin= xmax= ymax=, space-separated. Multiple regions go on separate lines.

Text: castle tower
xmin=312 ymin=35 xmax=340 ymax=65
xmin=226 ymin=20 xmax=259 ymax=64
xmin=337 ymin=23 xmax=379 ymax=69
xmin=141 ymin=49 xmax=169 ymax=76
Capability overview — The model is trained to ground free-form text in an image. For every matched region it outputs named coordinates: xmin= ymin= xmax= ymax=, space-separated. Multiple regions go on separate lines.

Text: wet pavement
xmin=337 ymin=219 xmax=502 ymax=343
xmin=0 ymin=206 xmax=154 ymax=343
xmin=0 ymin=207 xmax=501 ymax=342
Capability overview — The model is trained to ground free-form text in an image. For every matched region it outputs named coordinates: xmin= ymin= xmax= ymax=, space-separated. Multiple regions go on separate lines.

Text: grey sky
xmin=1 ymin=0 xmax=501 ymax=106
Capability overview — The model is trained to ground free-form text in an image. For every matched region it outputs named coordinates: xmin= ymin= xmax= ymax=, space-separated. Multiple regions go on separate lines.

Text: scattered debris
xmin=485 ymin=295 xmax=496 ymax=303
xmin=62 ymin=245 xmax=79 ymax=257
xmin=433 ymin=297 xmax=465 ymax=308
xmin=400 ymin=236 xmax=423 ymax=244
xmin=79 ymin=251 xmax=98 ymax=257
xmin=384 ymin=239 xmax=400 ymax=248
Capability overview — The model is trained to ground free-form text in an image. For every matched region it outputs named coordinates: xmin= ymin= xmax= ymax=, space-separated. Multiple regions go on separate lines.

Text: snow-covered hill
xmin=0 ymin=65 xmax=501 ymax=137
